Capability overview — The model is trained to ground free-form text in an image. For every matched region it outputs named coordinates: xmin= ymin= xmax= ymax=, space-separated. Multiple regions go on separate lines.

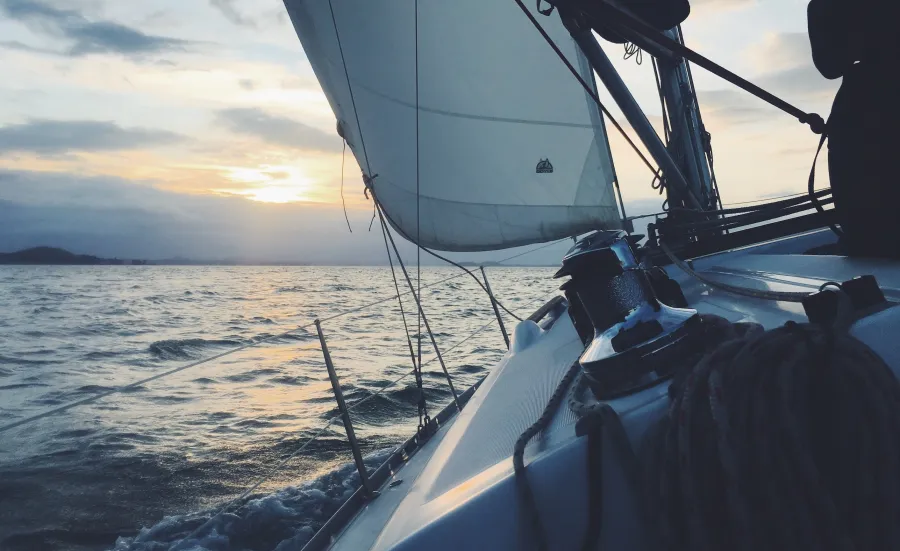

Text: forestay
xmin=284 ymin=0 xmax=622 ymax=251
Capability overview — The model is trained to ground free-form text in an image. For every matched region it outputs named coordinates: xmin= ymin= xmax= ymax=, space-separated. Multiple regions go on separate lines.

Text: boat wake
xmin=112 ymin=448 xmax=393 ymax=551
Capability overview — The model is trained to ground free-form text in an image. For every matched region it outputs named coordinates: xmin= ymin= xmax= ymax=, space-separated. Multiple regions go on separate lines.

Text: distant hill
xmin=0 ymin=247 xmax=144 ymax=265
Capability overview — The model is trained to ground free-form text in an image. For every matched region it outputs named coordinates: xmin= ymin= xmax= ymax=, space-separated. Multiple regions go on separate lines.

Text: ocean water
xmin=0 ymin=265 xmax=559 ymax=551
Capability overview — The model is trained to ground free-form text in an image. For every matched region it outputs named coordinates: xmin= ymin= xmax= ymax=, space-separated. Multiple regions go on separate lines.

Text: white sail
xmin=284 ymin=0 xmax=622 ymax=251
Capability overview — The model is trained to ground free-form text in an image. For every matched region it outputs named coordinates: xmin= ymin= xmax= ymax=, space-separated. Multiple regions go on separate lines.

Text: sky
xmin=0 ymin=0 xmax=839 ymax=264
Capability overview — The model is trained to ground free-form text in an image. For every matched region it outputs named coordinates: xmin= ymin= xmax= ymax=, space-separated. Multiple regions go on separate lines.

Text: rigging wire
xmin=414 ymin=0 xmax=424 ymax=432
xmin=676 ymin=24 xmax=724 ymax=212
xmin=512 ymin=0 xmax=660 ymax=177
xmin=0 ymin=237 xmax=564 ymax=436
xmin=0 ymin=279 xmax=453 ymax=435
xmin=329 ymin=0 xmax=378 ymax=233
xmin=376 ymin=208 xmax=461 ymax=408
xmin=340 ymin=140 xmax=353 ymax=233
xmin=379 ymin=206 xmax=430 ymax=430
xmin=170 ymin=288 xmax=559 ymax=550
xmin=651 ymin=57 xmax=671 ymax=144
xmin=370 ymin=195 xmax=527 ymax=322
xmin=327 ymin=0 xmax=371 ymax=175
xmin=492 ymin=237 xmax=572 ymax=265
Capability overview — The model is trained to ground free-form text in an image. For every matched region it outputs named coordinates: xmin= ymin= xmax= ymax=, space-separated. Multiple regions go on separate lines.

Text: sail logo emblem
xmin=536 ymin=158 xmax=554 ymax=174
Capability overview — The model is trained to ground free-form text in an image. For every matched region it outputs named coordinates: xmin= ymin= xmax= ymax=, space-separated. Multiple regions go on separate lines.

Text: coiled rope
xmin=644 ymin=318 xmax=900 ymax=551
xmin=513 ymin=360 xmax=583 ymax=551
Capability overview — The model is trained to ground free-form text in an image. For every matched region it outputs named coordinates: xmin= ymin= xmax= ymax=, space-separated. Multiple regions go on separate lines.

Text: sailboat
xmin=280 ymin=0 xmax=900 ymax=549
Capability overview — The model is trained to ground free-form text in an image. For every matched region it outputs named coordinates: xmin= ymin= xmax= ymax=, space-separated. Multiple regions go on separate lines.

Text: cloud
xmin=744 ymin=32 xmax=839 ymax=101
xmin=747 ymin=32 xmax=811 ymax=73
xmin=209 ymin=0 xmax=256 ymax=28
xmin=695 ymin=32 xmax=839 ymax=129
xmin=698 ymin=89 xmax=780 ymax=125
xmin=756 ymin=64 xmax=838 ymax=101
xmin=0 ymin=0 xmax=191 ymax=58
xmin=691 ymin=0 xmax=755 ymax=13
xmin=0 ymin=169 xmax=630 ymax=265
xmin=0 ymin=39 xmax=57 ymax=55
xmin=0 ymin=120 xmax=185 ymax=154
xmin=215 ymin=108 xmax=341 ymax=152
xmin=0 ymin=169 xmax=406 ymax=263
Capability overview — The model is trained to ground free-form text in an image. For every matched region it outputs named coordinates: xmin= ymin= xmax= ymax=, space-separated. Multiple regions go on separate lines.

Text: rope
xmin=721 ymin=189 xmax=829 ymax=208
xmin=667 ymin=194 xmax=834 ymax=234
xmin=340 ymin=140 xmax=352 ymax=233
xmin=624 ymin=42 xmax=643 ymax=64
xmin=808 ymin=132 xmax=844 ymax=238
xmin=645 ymin=320 xmax=900 ymax=551
xmin=659 ymin=242 xmax=812 ymax=303
xmin=513 ymin=360 xmax=583 ymax=551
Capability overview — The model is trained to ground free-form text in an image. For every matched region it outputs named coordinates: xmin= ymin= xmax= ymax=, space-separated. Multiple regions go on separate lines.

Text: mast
xmin=653 ymin=29 xmax=716 ymax=211
xmin=563 ymin=17 xmax=702 ymax=211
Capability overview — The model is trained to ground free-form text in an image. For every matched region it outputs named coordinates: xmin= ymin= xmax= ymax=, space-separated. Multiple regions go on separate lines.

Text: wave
xmin=148 ymin=338 xmax=244 ymax=360
xmin=276 ymin=286 xmax=305 ymax=294
xmin=223 ymin=368 xmax=281 ymax=383
xmin=111 ymin=448 xmax=393 ymax=551
xmin=0 ymin=354 xmax=57 ymax=366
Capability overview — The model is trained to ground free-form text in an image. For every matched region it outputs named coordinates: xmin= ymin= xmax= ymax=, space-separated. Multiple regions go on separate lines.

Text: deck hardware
xmin=315 ymin=319 xmax=375 ymax=499
xmin=481 ymin=266 xmax=510 ymax=349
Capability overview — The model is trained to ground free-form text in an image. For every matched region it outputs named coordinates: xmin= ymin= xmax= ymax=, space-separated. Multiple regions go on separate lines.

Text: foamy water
xmin=0 ymin=265 xmax=558 ymax=550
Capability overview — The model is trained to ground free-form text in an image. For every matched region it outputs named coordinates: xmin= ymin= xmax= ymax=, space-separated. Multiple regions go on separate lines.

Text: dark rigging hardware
xmin=512 ymin=0 xmax=659 ymax=179
xmin=556 ymin=0 xmax=827 ymax=135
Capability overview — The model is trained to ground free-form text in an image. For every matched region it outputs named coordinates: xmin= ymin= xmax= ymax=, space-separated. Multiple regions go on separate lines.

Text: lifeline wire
xmin=1 ymin=237 xmax=562 ymax=435
xmin=170 ymin=290 xmax=556 ymax=550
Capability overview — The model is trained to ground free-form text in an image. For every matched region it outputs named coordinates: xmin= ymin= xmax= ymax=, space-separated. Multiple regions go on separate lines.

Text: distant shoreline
xmin=0 ymin=247 xmax=146 ymax=266
xmin=0 ymin=247 xmax=557 ymax=267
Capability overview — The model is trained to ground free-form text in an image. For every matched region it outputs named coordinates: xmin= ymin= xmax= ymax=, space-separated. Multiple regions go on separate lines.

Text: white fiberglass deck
xmin=326 ymin=229 xmax=900 ymax=551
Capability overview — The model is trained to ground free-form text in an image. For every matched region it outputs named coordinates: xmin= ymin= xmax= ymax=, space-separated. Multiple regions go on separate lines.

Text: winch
xmin=556 ymin=231 xmax=702 ymax=399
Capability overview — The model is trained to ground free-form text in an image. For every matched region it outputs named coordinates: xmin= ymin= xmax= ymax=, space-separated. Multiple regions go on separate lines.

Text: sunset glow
xmin=0 ymin=0 xmax=840 ymax=262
